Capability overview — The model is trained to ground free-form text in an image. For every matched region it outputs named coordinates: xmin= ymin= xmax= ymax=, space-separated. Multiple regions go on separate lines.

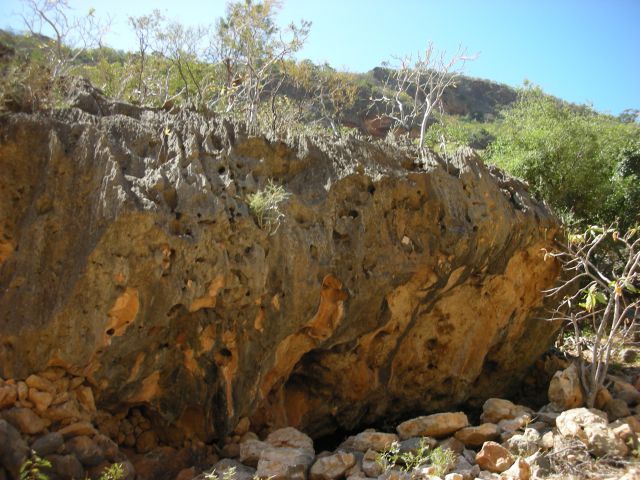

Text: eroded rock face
xmin=0 ymin=90 xmax=561 ymax=441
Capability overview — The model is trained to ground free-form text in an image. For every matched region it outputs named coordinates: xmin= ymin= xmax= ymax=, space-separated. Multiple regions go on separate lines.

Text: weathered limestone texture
xmin=0 ymin=87 xmax=561 ymax=442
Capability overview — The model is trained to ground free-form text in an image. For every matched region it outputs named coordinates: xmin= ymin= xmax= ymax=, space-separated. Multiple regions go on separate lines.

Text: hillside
xmin=0 ymin=28 xmax=517 ymax=142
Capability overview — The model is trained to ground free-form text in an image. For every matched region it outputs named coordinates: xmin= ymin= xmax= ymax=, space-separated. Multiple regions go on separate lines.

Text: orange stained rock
xmin=183 ymin=348 xmax=201 ymax=376
xmin=105 ymin=287 xmax=140 ymax=339
xmin=126 ymin=370 xmax=160 ymax=403
xmin=254 ymin=307 xmax=265 ymax=332
xmin=189 ymin=275 xmax=225 ymax=312
xmin=305 ymin=274 xmax=348 ymax=340
xmin=126 ymin=352 xmax=146 ymax=383
xmin=199 ymin=324 xmax=216 ymax=353
xmin=260 ymin=274 xmax=347 ymax=398
xmin=0 ymin=236 xmax=14 ymax=264
xmin=271 ymin=294 xmax=281 ymax=311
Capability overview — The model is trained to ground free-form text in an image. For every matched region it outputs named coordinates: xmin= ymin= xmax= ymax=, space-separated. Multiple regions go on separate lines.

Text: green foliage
xmin=204 ymin=466 xmax=237 ymax=480
xmin=487 ymin=85 xmax=640 ymax=229
xmin=19 ymin=454 xmax=124 ymax=480
xmin=247 ymin=180 xmax=290 ymax=234
xmin=548 ymin=225 xmax=640 ymax=407
xmin=98 ymin=463 xmax=126 ymax=480
xmin=212 ymin=0 xmax=310 ymax=129
xmin=423 ymin=112 xmax=499 ymax=154
xmin=427 ymin=447 xmax=457 ymax=478
xmin=376 ymin=440 xmax=456 ymax=478
xmin=283 ymin=60 xmax=359 ymax=134
xmin=19 ymin=452 xmax=51 ymax=480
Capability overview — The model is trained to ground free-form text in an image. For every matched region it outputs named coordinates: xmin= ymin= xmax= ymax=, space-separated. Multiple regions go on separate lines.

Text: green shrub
xmin=19 ymin=453 xmax=51 ymax=480
xmin=247 ymin=180 xmax=290 ymax=234
xmin=376 ymin=440 xmax=456 ymax=478
xmin=487 ymin=85 xmax=640 ymax=230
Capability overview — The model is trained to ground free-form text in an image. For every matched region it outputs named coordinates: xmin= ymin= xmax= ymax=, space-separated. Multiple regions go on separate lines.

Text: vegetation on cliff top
xmin=1 ymin=1 xmax=637 ymax=232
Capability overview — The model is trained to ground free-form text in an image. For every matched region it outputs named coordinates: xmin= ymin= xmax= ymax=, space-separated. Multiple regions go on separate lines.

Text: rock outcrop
xmin=0 ymin=86 xmax=561 ymax=446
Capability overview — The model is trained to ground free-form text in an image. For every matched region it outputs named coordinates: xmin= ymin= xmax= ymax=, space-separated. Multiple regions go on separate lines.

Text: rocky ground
xmin=2 ymin=360 xmax=640 ymax=480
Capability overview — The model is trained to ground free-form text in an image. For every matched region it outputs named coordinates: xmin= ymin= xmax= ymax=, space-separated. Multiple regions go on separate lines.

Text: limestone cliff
xmin=0 ymin=86 xmax=561 ymax=444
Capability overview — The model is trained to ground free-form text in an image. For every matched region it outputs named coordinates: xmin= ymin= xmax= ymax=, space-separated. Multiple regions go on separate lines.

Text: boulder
xmin=66 ymin=435 xmax=105 ymax=467
xmin=454 ymin=423 xmax=500 ymax=447
xmin=0 ymin=419 xmax=29 ymax=478
xmin=239 ymin=439 xmax=271 ymax=467
xmin=351 ymin=431 xmax=398 ymax=452
xmin=0 ymin=99 xmax=561 ymax=440
xmin=255 ymin=447 xmax=315 ymax=480
xmin=266 ymin=427 xmax=314 ymax=453
xmin=610 ymin=377 xmax=640 ymax=406
xmin=56 ymin=421 xmax=97 ymax=438
xmin=499 ymin=458 xmax=530 ymax=480
xmin=0 ymin=385 xmax=17 ymax=409
xmin=94 ymin=434 xmax=120 ymax=462
xmin=452 ymin=456 xmax=480 ymax=480
xmin=555 ymin=407 xmax=628 ymax=457
xmin=497 ymin=415 xmax=532 ymax=437
xmin=361 ymin=449 xmax=384 ymax=477
xmin=475 ymin=441 xmax=514 ymax=473
xmin=310 ymin=452 xmax=356 ymax=480
xmin=48 ymin=454 xmax=85 ymax=480
xmin=605 ymin=398 xmax=631 ymax=421
xmin=136 ymin=430 xmax=158 ymax=454
xmin=445 ymin=474 xmax=464 ymax=480
xmin=398 ymin=436 xmax=437 ymax=453
xmin=583 ymin=424 xmax=629 ymax=457
xmin=1 ymin=407 xmax=49 ymax=434
xmin=594 ymin=387 xmax=613 ymax=410
xmin=25 ymin=374 xmax=56 ymax=393
xmin=28 ymin=389 xmax=53 ymax=412
xmin=132 ymin=446 xmax=182 ymax=480
xmin=480 ymin=399 xmax=531 ymax=424
xmin=438 ymin=437 xmax=465 ymax=455
xmin=548 ymin=364 xmax=584 ymax=410
xmin=212 ymin=458 xmax=256 ymax=480
xmin=31 ymin=432 xmax=64 ymax=456
xmin=397 ymin=412 xmax=469 ymax=439
xmin=504 ymin=429 xmax=540 ymax=457
xmin=555 ymin=408 xmax=608 ymax=439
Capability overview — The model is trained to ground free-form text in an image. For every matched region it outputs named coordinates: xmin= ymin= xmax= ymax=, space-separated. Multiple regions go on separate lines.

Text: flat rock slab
xmin=397 ymin=412 xmax=469 ymax=439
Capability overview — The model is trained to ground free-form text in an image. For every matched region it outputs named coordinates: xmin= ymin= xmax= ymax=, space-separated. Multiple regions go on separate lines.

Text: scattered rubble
xmin=2 ymin=361 xmax=640 ymax=479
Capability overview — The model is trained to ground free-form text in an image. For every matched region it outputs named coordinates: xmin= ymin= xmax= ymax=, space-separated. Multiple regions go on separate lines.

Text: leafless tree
xmin=128 ymin=10 xmax=163 ymax=103
xmin=154 ymin=20 xmax=208 ymax=107
xmin=370 ymin=42 xmax=476 ymax=154
xmin=544 ymin=226 xmax=640 ymax=407
xmin=208 ymin=0 xmax=310 ymax=131
xmin=21 ymin=0 xmax=110 ymax=79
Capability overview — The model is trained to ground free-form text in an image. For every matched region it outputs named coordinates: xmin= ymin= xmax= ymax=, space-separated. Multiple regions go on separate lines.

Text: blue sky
xmin=1 ymin=0 xmax=638 ymax=115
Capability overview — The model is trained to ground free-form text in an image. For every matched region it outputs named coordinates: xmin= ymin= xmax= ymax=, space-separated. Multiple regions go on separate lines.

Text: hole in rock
xmin=348 ymin=210 xmax=359 ymax=219
xmin=106 ymin=328 xmax=115 ymax=336
xmin=218 ymin=166 xmax=226 ymax=174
